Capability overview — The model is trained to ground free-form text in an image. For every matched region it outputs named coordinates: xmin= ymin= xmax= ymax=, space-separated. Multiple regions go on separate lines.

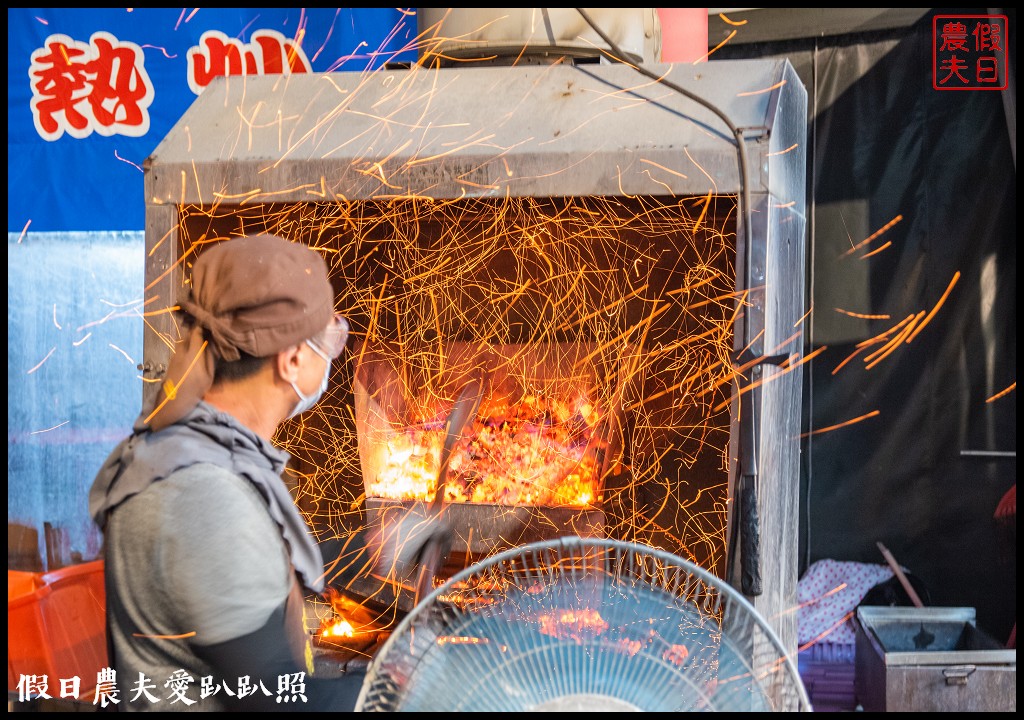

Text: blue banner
xmin=7 ymin=8 xmax=417 ymax=233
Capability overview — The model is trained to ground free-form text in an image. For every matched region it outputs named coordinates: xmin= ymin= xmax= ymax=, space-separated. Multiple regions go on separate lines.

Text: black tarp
xmin=719 ymin=9 xmax=1016 ymax=642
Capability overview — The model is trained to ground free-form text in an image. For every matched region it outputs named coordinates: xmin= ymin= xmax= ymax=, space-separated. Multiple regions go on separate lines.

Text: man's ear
xmin=275 ymin=344 xmax=303 ymax=384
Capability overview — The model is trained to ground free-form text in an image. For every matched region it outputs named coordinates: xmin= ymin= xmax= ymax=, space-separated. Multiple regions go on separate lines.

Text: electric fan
xmin=356 ymin=536 xmax=811 ymax=712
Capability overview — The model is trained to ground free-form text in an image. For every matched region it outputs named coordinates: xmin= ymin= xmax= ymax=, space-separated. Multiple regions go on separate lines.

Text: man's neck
xmin=203 ymin=378 xmax=285 ymax=441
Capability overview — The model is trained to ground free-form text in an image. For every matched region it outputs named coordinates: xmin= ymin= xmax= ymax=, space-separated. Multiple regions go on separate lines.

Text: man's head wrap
xmin=146 ymin=234 xmax=334 ymax=431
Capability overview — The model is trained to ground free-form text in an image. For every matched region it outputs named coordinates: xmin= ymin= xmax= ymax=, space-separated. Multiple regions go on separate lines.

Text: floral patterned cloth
xmin=798 ymin=559 xmax=894 ymax=646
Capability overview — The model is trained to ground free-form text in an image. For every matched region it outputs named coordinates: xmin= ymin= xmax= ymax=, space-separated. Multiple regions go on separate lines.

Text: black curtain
xmin=719 ymin=9 xmax=1016 ymax=641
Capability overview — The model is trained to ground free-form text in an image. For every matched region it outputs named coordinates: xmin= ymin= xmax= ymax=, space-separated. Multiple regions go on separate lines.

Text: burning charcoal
xmin=565 ymin=412 xmax=587 ymax=436
xmin=370 ymin=389 xmax=605 ymax=507
xmin=463 ymin=473 xmax=483 ymax=495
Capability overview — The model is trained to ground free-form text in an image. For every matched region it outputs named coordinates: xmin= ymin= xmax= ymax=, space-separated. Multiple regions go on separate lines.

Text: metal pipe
xmin=573 ymin=6 xmax=764 ymax=596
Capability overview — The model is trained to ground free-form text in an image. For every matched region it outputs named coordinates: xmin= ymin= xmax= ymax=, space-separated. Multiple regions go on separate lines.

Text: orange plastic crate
xmin=8 ymin=560 xmax=107 ymax=700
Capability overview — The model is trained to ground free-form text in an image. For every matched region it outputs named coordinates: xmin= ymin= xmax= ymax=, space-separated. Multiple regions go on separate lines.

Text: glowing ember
xmin=437 ymin=635 xmax=493 ymax=646
xmin=616 ymin=638 xmax=644 ymax=656
xmin=663 ymin=643 xmax=690 ymax=665
xmin=537 ymin=608 xmax=609 ymax=642
xmin=368 ymin=393 xmax=606 ymax=506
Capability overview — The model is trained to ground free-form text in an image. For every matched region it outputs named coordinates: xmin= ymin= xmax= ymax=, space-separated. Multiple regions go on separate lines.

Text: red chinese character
xmin=187 ymin=30 xmax=311 ymax=95
xmin=938 ymin=55 xmax=970 ymax=85
xmin=84 ymin=35 xmax=151 ymax=129
xmin=29 ymin=32 xmax=153 ymax=141
xmin=976 ymin=56 xmax=1001 ymax=84
xmin=252 ymin=30 xmax=311 ymax=76
xmin=973 ymin=22 xmax=1003 ymax=52
xmin=188 ymin=33 xmax=251 ymax=91
xmin=30 ymin=36 xmax=92 ymax=136
xmin=939 ymin=21 xmax=969 ymax=52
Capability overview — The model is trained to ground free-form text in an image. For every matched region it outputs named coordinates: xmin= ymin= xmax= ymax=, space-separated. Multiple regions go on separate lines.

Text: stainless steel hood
xmin=146 ymin=59 xmax=805 ymax=210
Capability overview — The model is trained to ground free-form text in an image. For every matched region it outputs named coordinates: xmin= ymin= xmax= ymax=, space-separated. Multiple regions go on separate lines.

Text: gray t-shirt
xmin=105 ymin=462 xmax=291 ymax=711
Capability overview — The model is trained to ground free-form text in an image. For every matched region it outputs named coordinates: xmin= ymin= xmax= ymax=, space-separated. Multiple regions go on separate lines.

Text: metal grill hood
xmin=146 ymin=58 xmax=806 ymax=210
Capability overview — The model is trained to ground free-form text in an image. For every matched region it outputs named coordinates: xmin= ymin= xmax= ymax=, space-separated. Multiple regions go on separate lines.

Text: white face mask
xmin=288 ymin=340 xmax=331 ymax=419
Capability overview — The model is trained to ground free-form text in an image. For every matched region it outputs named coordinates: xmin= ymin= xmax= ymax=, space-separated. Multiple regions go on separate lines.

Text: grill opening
xmin=179 ymin=193 xmax=737 ymax=586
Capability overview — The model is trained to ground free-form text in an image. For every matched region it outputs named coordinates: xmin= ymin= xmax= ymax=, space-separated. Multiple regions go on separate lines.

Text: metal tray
xmin=856 ymin=606 xmax=1015 ymax=666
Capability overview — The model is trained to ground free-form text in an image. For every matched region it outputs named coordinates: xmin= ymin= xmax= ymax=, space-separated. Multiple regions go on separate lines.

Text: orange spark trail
xmin=694 ymin=29 xmax=737 ymax=63
xmin=864 ymin=313 xmax=923 ymax=369
xmin=795 ymin=305 xmax=813 ymax=327
xmin=775 ymin=582 xmax=849 ymax=619
xmin=859 ymin=240 xmax=891 ymax=259
xmin=737 ymin=80 xmax=787 ymax=97
xmin=719 ymin=14 xmax=748 ymax=26
xmin=834 ymin=308 xmax=891 ymax=320
xmin=841 ymin=214 xmax=903 ymax=257
xmin=799 ymin=410 xmax=880 ymax=439
xmin=713 ymin=346 xmax=827 ymax=413
xmin=141 ymin=305 xmax=179 ymax=317
xmin=853 ymin=314 xmax=915 ymax=349
xmin=905 ymin=272 xmax=960 ymax=343
xmin=144 ymin=341 xmax=209 ymax=426
xmin=639 ymin=158 xmax=689 ymax=181
xmin=798 ymin=611 xmax=856 ymax=651
xmin=831 ymin=345 xmax=869 ymax=375
xmin=986 ymin=382 xmax=1015 ymax=403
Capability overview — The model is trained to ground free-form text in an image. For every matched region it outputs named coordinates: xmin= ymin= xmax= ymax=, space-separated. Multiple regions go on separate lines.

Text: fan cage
xmin=356 ymin=537 xmax=811 ymax=712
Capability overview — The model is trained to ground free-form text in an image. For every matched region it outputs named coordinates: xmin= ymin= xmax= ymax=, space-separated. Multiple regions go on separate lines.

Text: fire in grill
xmin=368 ymin=393 xmax=605 ymax=507
xmin=355 ymin=339 xmax=626 ymax=556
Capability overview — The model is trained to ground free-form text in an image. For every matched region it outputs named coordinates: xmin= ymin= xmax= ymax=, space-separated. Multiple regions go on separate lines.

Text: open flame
xmin=367 ymin=393 xmax=607 ymax=506
xmin=320 ymin=618 xmax=355 ymax=638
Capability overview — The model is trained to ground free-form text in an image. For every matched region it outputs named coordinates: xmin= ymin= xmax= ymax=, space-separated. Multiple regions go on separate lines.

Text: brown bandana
xmin=146 ymin=234 xmax=334 ymax=431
